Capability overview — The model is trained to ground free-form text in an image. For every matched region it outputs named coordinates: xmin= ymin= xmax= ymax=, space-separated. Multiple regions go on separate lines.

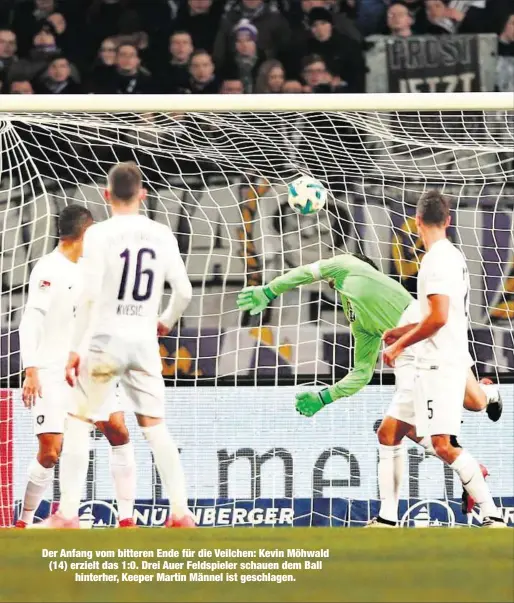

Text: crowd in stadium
xmin=0 ymin=0 xmax=513 ymax=96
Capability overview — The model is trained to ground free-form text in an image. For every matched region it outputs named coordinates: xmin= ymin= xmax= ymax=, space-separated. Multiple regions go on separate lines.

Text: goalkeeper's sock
xmin=21 ymin=459 xmax=54 ymax=524
xmin=451 ymin=450 xmax=500 ymax=519
xmin=377 ymin=444 xmax=404 ymax=523
xmin=109 ymin=442 xmax=136 ymax=522
xmin=58 ymin=416 xmax=92 ymax=519
xmin=141 ymin=423 xmax=189 ymax=518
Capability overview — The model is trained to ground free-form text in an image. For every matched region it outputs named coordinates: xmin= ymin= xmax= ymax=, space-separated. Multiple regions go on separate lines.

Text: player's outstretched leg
xmin=17 ymin=434 xmax=61 ymax=527
xmin=478 ymin=378 xmax=503 ymax=422
xmin=96 ymin=412 xmax=136 ymax=527
xmin=366 ymin=416 xmax=412 ymax=528
xmin=138 ymin=416 xmax=195 ymax=528
xmin=37 ymin=415 xmax=92 ymax=528
xmin=432 ymin=435 xmax=506 ymax=527
xmin=463 ymin=371 xmax=503 ymax=422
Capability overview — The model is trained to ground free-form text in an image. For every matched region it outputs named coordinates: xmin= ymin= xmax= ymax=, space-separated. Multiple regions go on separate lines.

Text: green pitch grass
xmin=0 ymin=529 xmax=512 ymax=603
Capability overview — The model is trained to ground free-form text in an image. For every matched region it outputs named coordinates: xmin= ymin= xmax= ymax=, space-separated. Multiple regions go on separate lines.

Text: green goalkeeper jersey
xmin=267 ymin=254 xmax=413 ymax=401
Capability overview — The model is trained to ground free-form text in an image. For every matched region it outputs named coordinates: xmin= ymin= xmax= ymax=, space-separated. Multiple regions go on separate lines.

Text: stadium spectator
xmin=255 ymin=59 xmax=285 ymax=93
xmin=282 ymin=79 xmax=304 ymax=93
xmin=221 ymin=20 xmax=265 ymax=93
xmin=11 ymin=0 xmax=59 ymax=56
xmin=300 ymin=53 xmax=350 ymax=93
xmin=33 ymin=55 xmax=81 ymax=93
xmin=158 ymin=31 xmax=194 ymax=93
xmin=174 ymin=0 xmax=223 ymax=54
xmin=287 ymin=8 xmax=365 ymax=92
xmin=0 ymin=29 xmax=17 ymax=90
xmin=31 ymin=25 xmax=58 ymax=56
xmin=186 ymin=49 xmax=220 ymax=93
xmin=387 ymin=3 xmax=414 ymax=36
xmin=417 ymin=0 xmax=487 ymax=34
xmin=213 ymin=0 xmax=290 ymax=66
xmin=8 ymin=78 xmax=33 ymax=94
xmin=300 ymin=53 xmax=328 ymax=91
xmin=497 ymin=12 xmax=514 ymax=92
xmin=84 ymin=37 xmax=118 ymax=93
xmin=8 ymin=78 xmax=34 ymax=94
xmin=288 ymin=0 xmax=361 ymax=46
xmin=220 ymin=78 xmax=244 ymax=93
xmin=93 ymin=43 xmax=153 ymax=94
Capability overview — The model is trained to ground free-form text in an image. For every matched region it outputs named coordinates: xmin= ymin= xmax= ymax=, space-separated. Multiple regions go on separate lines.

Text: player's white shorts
xmin=33 ymin=368 xmax=123 ymax=435
xmin=386 ymin=300 xmax=472 ymax=435
xmin=413 ymin=362 xmax=467 ymax=437
xmin=75 ymin=332 xmax=165 ymax=420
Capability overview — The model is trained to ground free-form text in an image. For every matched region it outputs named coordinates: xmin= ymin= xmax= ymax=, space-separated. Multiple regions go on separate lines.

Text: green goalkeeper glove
xmin=237 ymin=286 xmax=277 ymax=315
xmin=295 ymin=389 xmax=333 ymax=417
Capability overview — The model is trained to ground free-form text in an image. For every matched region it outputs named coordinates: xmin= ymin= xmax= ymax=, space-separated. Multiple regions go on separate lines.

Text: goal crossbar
xmin=0 ymin=92 xmax=513 ymax=113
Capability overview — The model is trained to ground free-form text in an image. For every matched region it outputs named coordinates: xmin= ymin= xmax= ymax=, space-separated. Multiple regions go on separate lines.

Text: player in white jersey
xmin=17 ymin=205 xmax=137 ymax=529
xmin=381 ymin=191 xmax=505 ymax=528
xmin=65 ymin=162 xmax=194 ymax=528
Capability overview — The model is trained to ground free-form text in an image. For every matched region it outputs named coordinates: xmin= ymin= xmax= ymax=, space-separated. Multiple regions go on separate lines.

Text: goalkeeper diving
xmin=237 ymin=253 xmax=503 ymax=520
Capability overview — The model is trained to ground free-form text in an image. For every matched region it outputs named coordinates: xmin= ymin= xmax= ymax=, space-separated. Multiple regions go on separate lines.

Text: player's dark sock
xmin=450 ymin=435 xmax=462 ymax=449
xmin=486 ymin=394 xmax=503 ymax=422
xmin=376 ymin=516 xmax=397 ymax=526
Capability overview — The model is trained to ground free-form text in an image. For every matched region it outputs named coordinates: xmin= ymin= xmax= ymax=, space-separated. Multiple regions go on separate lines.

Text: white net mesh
xmin=1 ymin=106 xmax=513 ymax=527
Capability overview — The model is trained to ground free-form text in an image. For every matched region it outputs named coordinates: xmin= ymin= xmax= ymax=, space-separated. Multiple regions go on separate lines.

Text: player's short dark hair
xmin=107 ymin=161 xmax=142 ymax=202
xmin=351 ymin=253 xmax=380 ymax=271
xmin=58 ymin=205 xmax=93 ymax=241
xmin=417 ymin=190 xmax=450 ymax=226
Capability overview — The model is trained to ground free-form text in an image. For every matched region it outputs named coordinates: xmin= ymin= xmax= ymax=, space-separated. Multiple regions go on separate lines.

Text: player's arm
xmin=158 ymin=234 xmax=193 ymax=335
xmin=19 ymin=266 xmax=54 ymax=406
xmin=383 ymin=322 xmax=417 ymax=345
xmin=383 ymin=294 xmax=449 ymax=367
xmin=237 ymin=256 xmax=345 ymax=314
xmin=296 ymin=326 xmax=381 ymax=417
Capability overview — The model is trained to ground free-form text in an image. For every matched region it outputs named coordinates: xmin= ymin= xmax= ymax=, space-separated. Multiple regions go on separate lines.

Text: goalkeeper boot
xmin=165 ymin=513 xmax=196 ymax=528
xmin=480 ymin=378 xmax=503 ymax=422
xmin=14 ymin=520 xmax=27 ymax=529
xmin=365 ymin=517 xmax=397 ymax=528
xmin=35 ymin=512 xmax=79 ymax=529
xmin=461 ymin=464 xmax=489 ymax=514
xmin=119 ymin=518 xmax=137 ymax=528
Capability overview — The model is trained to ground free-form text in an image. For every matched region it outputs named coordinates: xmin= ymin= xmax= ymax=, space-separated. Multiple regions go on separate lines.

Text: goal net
xmin=1 ymin=95 xmax=513 ymax=528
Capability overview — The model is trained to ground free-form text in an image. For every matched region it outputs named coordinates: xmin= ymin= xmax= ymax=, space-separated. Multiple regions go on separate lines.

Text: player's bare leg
xmin=431 ymin=434 xmax=505 ymax=527
xmin=96 ymin=412 xmax=136 ymax=527
xmin=137 ymin=414 xmax=195 ymax=528
xmin=36 ymin=415 xmax=92 ymax=528
xmin=366 ymin=415 xmax=413 ymax=527
xmin=17 ymin=433 xmax=62 ymax=527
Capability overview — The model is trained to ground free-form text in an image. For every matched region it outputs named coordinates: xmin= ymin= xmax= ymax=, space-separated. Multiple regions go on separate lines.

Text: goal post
xmin=0 ymin=91 xmax=513 ymax=112
xmin=0 ymin=94 xmax=513 ymax=528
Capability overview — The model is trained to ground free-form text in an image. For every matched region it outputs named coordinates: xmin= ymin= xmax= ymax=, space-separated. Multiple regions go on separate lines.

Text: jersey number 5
xmin=118 ymin=248 xmax=156 ymax=302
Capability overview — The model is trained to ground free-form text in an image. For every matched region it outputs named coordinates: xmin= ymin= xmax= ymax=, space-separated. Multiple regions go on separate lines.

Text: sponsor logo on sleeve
xmin=39 ymin=280 xmax=51 ymax=290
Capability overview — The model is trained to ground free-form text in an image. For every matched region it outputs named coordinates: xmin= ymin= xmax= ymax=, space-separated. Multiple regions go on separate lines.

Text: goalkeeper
xmin=237 ymin=253 xmax=502 ymax=522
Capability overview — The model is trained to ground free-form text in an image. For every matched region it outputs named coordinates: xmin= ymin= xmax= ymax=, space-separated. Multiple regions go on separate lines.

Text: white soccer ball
xmin=287 ymin=176 xmax=327 ymax=216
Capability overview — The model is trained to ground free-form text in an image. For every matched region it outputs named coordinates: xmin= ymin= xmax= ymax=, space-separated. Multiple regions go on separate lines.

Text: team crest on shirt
xmin=36 ymin=415 xmax=44 ymax=425
xmin=39 ymin=280 xmax=51 ymax=290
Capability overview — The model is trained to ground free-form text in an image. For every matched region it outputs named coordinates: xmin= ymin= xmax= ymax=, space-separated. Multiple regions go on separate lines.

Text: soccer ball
xmin=287 ymin=176 xmax=327 ymax=215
